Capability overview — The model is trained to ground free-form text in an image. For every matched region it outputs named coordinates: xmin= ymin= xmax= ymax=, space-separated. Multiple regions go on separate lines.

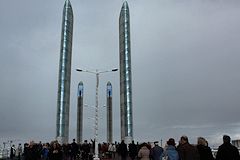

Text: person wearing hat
xmin=163 ymin=138 xmax=179 ymax=160
xmin=150 ymin=141 xmax=164 ymax=160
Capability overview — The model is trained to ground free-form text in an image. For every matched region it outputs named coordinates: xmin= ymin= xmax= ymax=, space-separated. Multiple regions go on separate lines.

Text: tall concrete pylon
xmin=119 ymin=1 xmax=133 ymax=143
xmin=77 ymin=82 xmax=84 ymax=143
xmin=56 ymin=0 xmax=74 ymax=144
xmin=106 ymin=82 xmax=113 ymax=143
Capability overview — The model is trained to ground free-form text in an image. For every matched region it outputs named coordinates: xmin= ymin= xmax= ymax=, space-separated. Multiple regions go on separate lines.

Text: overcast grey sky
xmin=0 ymin=0 xmax=240 ymax=147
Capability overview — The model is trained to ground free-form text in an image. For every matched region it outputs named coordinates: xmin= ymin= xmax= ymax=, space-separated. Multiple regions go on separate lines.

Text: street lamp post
xmin=76 ymin=68 xmax=117 ymax=160
xmin=84 ymin=104 xmax=105 ymax=139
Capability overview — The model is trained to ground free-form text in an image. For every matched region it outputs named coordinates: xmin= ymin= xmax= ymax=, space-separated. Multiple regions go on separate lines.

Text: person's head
xmin=73 ymin=139 xmax=75 ymax=142
xmin=197 ymin=137 xmax=207 ymax=146
xmin=167 ymin=138 xmax=176 ymax=146
xmin=223 ymin=135 xmax=231 ymax=144
xmin=53 ymin=142 xmax=57 ymax=149
xmin=180 ymin=135 xmax=188 ymax=144
xmin=24 ymin=143 xmax=29 ymax=148
xmin=29 ymin=141 xmax=34 ymax=148
xmin=43 ymin=143 xmax=47 ymax=148
xmin=141 ymin=142 xmax=148 ymax=148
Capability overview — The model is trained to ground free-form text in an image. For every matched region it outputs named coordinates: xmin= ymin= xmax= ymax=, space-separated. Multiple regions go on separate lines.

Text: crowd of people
xmin=8 ymin=134 xmax=240 ymax=160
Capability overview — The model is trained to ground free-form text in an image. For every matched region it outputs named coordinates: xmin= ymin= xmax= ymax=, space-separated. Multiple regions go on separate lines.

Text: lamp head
xmin=76 ymin=69 xmax=83 ymax=72
xmin=112 ymin=69 xmax=118 ymax=72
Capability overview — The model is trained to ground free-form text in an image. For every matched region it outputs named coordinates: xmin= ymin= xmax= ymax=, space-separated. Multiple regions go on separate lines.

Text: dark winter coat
xmin=177 ymin=143 xmax=200 ymax=160
xmin=49 ymin=148 xmax=62 ymax=160
xmin=197 ymin=144 xmax=214 ymax=160
xmin=150 ymin=145 xmax=164 ymax=160
xmin=216 ymin=142 xmax=240 ymax=160
xmin=129 ymin=143 xmax=138 ymax=159
xmin=118 ymin=141 xmax=128 ymax=158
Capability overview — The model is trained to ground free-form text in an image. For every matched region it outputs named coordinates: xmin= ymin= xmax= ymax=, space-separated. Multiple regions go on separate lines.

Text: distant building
xmin=232 ymin=139 xmax=240 ymax=148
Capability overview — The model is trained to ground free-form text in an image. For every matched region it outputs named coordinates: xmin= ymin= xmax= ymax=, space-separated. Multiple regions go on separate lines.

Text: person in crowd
xmin=17 ymin=143 xmax=23 ymax=160
xmin=108 ymin=143 xmax=114 ymax=158
xmin=129 ymin=140 xmax=138 ymax=160
xmin=112 ymin=142 xmax=117 ymax=159
xmin=62 ymin=143 xmax=70 ymax=160
xmin=24 ymin=141 xmax=39 ymax=160
xmin=216 ymin=135 xmax=240 ymax=160
xmin=98 ymin=143 xmax=102 ymax=156
xmin=71 ymin=139 xmax=79 ymax=160
xmin=10 ymin=144 xmax=16 ymax=159
xmin=100 ymin=142 xmax=108 ymax=158
xmin=41 ymin=143 xmax=49 ymax=160
xmin=138 ymin=142 xmax=150 ymax=160
xmin=196 ymin=137 xmax=214 ymax=160
xmin=150 ymin=141 xmax=163 ymax=160
xmin=177 ymin=135 xmax=200 ymax=160
xmin=118 ymin=140 xmax=128 ymax=160
xmin=163 ymin=138 xmax=179 ymax=160
xmin=82 ymin=140 xmax=90 ymax=160
xmin=48 ymin=141 xmax=62 ymax=160
xmin=89 ymin=141 xmax=95 ymax=160
xmin=36 ymin=142 xmax=43 ymax=160
xmin=23 ymin=143 xmax=30 ymax=160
